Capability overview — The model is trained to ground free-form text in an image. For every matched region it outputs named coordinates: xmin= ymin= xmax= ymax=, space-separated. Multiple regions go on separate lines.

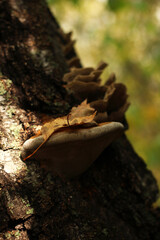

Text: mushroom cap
xmin=21 ymin=122 xmax=124 ymax=178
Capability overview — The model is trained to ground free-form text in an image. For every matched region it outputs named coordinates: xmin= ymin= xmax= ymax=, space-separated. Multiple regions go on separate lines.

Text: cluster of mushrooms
xmin=21 ymin=29 xmax=129 ymax=178
xmin=64 ymin=61 xmax=129 ymax=124
xmin=57 ymin=27 xmax=129 ymax=124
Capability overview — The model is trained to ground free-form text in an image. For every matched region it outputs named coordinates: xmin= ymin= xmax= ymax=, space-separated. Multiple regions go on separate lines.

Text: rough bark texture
xmin=0 ymin=0 xmax=160 ymax=240
xmin=0 ymin=0 xmax=79 ymax=114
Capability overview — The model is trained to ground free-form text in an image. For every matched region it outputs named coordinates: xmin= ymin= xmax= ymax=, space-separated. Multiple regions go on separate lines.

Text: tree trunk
xmin=0 ymin=0 xmax=80 ymax=114
xmin=0 ymin=1 xmax=160 ymax=239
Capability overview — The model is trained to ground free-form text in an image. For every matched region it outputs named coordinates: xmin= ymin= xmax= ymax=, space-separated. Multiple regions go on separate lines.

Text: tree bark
xmin=0 ymin=1 xmax=160 ymax=240
xmin=0 ymin=0 xmax=80 ymax=114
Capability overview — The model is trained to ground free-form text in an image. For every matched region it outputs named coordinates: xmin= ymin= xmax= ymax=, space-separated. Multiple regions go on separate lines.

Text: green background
xmin=48 ymin=0 xmax=160 ymax=205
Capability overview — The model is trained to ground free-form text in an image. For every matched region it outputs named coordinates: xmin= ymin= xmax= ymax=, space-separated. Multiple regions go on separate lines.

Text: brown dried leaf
xmin=41 ymin=116 xmax=68 ymax=140
xmin=24 ymin=100 xmax=97 ymax=161
xmin=69 ymin=99 xmax=95 ymax=119
xmin=41 ymin=100 xmax=97 ymax=141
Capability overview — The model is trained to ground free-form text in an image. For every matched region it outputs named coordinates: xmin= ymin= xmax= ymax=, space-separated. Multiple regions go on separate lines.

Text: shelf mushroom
xmin=21 ymin=122 xmax=124 ymax=178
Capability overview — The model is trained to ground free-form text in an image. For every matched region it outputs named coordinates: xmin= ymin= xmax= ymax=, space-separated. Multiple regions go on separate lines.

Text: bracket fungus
xmin=63 ymin=60 xmax=130 ymax=124
xmin=21 ymin=27 xmax=129 ymax=178
xmin=21 ymin=100 xmax=125 ymax=178
xmin=21 ymin=122 xmax=124 ymax=178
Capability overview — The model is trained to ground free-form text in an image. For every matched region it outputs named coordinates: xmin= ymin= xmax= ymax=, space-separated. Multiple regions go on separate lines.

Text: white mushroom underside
xmin=21 ymin=122 xmax=124 ymax=178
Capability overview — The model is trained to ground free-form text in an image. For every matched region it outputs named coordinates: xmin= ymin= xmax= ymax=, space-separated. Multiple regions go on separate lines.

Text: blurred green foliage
xmin=47 ymin=0 xmax=160 ymax=197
